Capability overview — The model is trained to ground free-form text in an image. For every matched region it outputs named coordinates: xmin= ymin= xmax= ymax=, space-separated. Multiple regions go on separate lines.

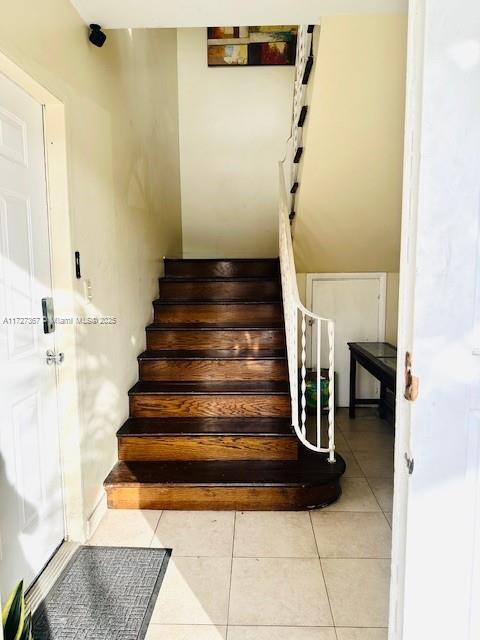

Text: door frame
xmin=388 ymin=1 xmax=425 ymax=638
xmin=0 ymin=53 xmax=86 ymax=547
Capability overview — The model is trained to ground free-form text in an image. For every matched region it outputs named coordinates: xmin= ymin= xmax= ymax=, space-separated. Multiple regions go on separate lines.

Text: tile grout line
xmin=309 ymin=510 xmax=338 ymax=633
xmin=147 ymin=622 xmax=388 ymax=628
xmin=225 ymin=511 xmax=237 ymax=638
xmin=347 ymin=437 xmax=394 ymax=529
xmin=164 ymin=555 xmax=392 ymax=560
xmin=148 ymin=510 xmax=165 ymax=547
xmin=362 ymin=472 xmax=394 ymax=530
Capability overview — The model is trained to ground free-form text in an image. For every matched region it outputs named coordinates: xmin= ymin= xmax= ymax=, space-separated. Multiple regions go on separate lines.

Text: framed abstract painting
xmin=207 ymin=26 xmax=298 ymax=67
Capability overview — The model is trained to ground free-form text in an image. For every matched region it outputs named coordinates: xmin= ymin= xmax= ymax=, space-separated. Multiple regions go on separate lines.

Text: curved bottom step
xmin=104 ymin=452 xmax=345 ymax=510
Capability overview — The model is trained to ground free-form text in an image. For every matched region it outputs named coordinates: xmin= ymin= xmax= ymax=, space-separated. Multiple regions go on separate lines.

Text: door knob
xmin=46 ymin=349 xmax=65 ymax=365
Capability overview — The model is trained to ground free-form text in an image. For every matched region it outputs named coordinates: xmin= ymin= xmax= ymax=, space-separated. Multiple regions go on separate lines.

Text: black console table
xmin=348 ymin=342 xmax=397 ymax=419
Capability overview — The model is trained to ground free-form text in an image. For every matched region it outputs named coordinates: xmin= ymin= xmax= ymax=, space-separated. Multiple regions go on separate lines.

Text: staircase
xmin=104 ymin=258 xmax=345 ymax=510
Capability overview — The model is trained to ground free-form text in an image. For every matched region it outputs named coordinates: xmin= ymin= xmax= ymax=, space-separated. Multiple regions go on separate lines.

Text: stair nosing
xmin=153 ymin=299 xmax=282 ymax=306
xmin=146 ymin=322 xmax=285 ymax=331
xmin=164 ymin=258 xmax=280 ymax=263
xmin=160 ymin=276 xmax=280 ymax=283
xmin=117 ymin=418 xmax=295 ymax=438
xmin=138 ymin=349 xmax=287 ymax=361
xmin=117 ymin=417 xmax=296 ymax=438
xmin=128 ymin=381 xmax=290 ymax=396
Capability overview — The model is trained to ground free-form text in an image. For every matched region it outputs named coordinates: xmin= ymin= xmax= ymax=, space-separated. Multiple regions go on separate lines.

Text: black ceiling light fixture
xmin=89 ymin=24 xmax=107 ymax=48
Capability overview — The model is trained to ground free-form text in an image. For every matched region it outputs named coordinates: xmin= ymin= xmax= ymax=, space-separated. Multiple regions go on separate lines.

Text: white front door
xmin=390 ymin=1 xmax=480 ymax=639
xmin=0 ymin=73 xmax=64 ymax=600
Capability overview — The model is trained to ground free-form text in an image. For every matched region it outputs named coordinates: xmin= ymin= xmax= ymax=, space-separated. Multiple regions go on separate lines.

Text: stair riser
xmin=165 ymin=260 xmax=279 ymax=279
xmin=130 ymin=394 xmax=291 ymax=418
xmin=159 ymin=280 xmax=280 ymax=301
xmin=154 ymin=303 xmax=282 ymax=324
xmin=118 ymin=435 xmax=298 ymax=461
xmin=147 ymin=329 xmax=285 ymax=351
xmin=106 ymin=482 xmax=341 ymax=510
xmin=139 ymin=359 xmax=288 ymax=382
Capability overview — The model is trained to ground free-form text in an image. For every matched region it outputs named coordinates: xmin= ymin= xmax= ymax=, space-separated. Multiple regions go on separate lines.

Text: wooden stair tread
xmin=128 ymin=380 xmax=290 ymax=395
xmin=117 ymin=417 xmax=294 ymax=437
xmin=164 ymin=258 xmax=280 ymax=280
xmin=105 ymin=454 xmax=345 ymax=488
xmin=146 ymin=321 xmax=284 ymax=330
xmin=165 ymin=258 xmax=280 ymax=263
xmin=160 ymin=276 xmax=280 ymax=283
xmin=153 ymin=299 xmax=282 ymax=306
xmin=138 ymin=349 xmax=286 ymax=361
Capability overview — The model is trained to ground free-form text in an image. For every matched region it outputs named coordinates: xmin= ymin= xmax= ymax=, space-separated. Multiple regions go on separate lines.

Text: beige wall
xmin=293 ymin=16 xmax=406 ymax=347
xmin=293 ymin=15 xmax=407 ymax=274
xmin=0 ymin=4 xmax=182 ymax=524
xmin=177 ymin=28 xmax=294 ymax=258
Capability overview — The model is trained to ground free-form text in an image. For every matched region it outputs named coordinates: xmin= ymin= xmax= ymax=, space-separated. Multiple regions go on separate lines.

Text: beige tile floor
xmin=89 ymin=408 xmax=393 ymax=640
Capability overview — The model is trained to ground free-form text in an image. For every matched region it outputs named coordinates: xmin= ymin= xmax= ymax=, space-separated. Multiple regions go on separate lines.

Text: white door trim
xmin=0 ymin=52 xmax=86 ymax=545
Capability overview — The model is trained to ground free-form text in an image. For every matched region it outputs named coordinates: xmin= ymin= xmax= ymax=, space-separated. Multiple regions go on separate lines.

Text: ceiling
xmin=70 ymin=0 xmax=408 ymax=29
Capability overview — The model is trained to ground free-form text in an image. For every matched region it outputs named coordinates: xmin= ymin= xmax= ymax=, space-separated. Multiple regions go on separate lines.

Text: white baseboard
xmin=86 ymin=493 xmax=108 ymax=541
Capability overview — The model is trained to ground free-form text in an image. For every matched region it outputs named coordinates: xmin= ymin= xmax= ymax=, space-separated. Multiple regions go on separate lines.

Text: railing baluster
xmin=292 ymin=300 xmax=299 ymax=432
xmin=301 ymin=312 xmax=307 ymax=437
xmin=328 ymin=320 xmax=335 ymax=462
xmin=316 ymin=318 xmax=321 ymax=449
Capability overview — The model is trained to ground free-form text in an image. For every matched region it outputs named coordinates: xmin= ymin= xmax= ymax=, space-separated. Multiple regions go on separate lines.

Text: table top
xmin=348 ymin=342 xmax=397 ymax=358
xmin=347 ymin=342 xmax=397 ymax=383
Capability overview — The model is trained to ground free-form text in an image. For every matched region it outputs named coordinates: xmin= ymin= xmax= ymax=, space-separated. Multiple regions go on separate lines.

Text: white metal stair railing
xmin=279 ymin=24 xmax=336 ymax=462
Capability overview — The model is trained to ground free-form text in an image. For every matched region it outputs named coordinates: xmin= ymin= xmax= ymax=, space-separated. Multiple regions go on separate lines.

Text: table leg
xmin=349 ymin=352 xmax=357 ymax=419
xmin=379 ymin=382 xmax=386 ymax=419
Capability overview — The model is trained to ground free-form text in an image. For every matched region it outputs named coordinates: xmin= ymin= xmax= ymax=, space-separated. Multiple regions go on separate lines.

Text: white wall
xmin=177 ymin=28 xmax=294 ymax=258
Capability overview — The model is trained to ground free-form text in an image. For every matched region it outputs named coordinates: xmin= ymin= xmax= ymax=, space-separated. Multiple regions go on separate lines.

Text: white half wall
xmin=177 ymin=28 xmax=295 ymax=258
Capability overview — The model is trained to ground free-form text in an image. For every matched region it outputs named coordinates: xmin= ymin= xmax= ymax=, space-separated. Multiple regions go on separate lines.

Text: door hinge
xmin=404 ymin=453 xmax=414 ymax=474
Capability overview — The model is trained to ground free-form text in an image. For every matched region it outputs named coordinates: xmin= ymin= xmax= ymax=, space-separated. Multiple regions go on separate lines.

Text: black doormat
xmin=32 ymin=546 xmax=171 ymax=640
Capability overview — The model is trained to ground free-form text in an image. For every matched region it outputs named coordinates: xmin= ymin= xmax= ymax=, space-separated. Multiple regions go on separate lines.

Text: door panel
xmin=311 ymin=276 xmax=385 ymax=406
xmin=13 ymin=393 xmax=44 ymax=530
xmin=0 ymin=106 xmax=27 ymax=165
xmin=0 ymin=191 xmax=36 ymax=356
xmin=0 ymin=72 xmax=64 ymax=601
xmin=391 ymin=2 xmax=480 ymax=639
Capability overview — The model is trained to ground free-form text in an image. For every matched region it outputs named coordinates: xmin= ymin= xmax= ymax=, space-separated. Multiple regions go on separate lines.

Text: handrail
xmin=279 ymin=25 xmax=335 ymax=462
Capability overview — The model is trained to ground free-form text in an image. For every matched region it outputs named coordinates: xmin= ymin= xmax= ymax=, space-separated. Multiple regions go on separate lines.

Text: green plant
xmin=2 ymin=581 xmax=33 ymax=640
